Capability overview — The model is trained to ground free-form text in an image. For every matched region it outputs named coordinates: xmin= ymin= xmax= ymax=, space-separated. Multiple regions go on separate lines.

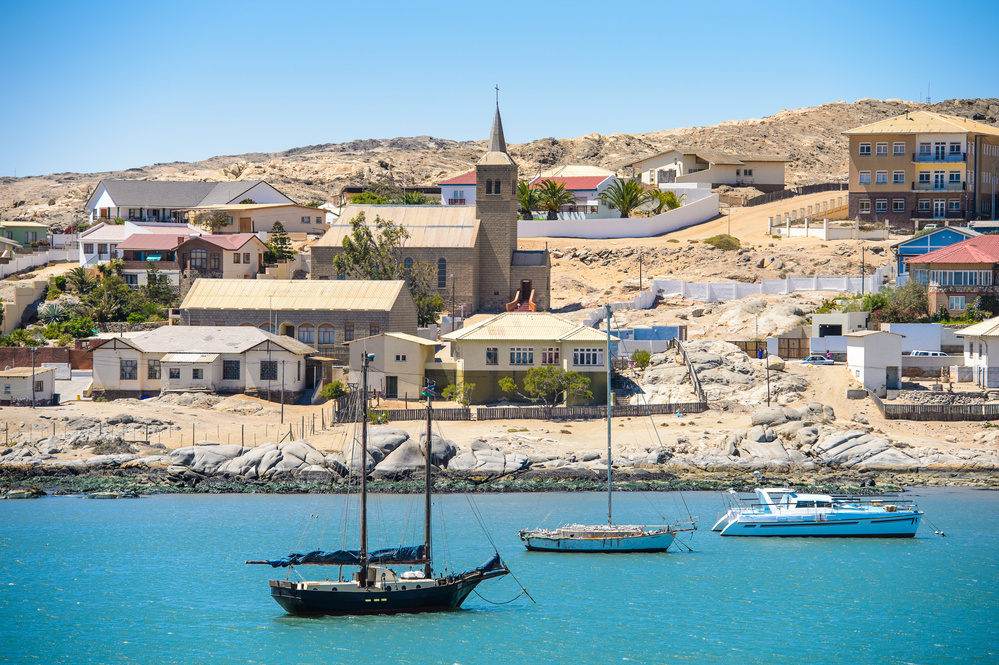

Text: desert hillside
xmin=2 ymin=97 xmax=996 ymax=227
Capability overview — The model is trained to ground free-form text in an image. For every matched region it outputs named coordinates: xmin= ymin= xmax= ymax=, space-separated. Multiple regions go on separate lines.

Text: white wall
xmin=0 ymin=247 xmax=79 ymax=279
xmin=810 ymin=336 xmax=848 ymax=354
xmin=882 ymin=323 xmax=942 ymax=353
xmin=237 ymin=182 xmax=294 ymax=205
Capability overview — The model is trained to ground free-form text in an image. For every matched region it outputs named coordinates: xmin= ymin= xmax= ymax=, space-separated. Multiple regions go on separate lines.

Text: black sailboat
xmin=248 ymin=353 xmax=509 ymax=616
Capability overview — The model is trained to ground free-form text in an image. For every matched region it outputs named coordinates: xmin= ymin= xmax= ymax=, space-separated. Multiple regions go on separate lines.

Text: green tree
xmin=193 ymin=209 xmax=230 ymax=233
xmin=66 ymin=267 xmax=97 ymax=294
xmin=649 ymin=189 xmax=685 ymax=215
xmin=535 ymin=180 xmax=577 ymax=220
xmin=631 ymin=349 xmax=652 ymax=370
xmin=402 ymin=190 xmax=430 ymax=205
xmin=517 ymin=181 xmax=541 ymax=220
xmin=499 ymin=366 xmax=593 ymax=407
xmin=239 ymin=198 xmax=256 ymax=205
xmin=598 ymin=179 xmax=651 ymax=218
xmin=405 ymin=260 xmax=446 ymax=327
xmin=62 ymin=316 xmax=96 ymax=339
xmin=265 ymin=221 xmax=297 ymax=263
xmin=333 ymin=212 xmax=408 ymax=280
xmin=144 ymin=262 xmax=176 ymax=305
xmin=351 ymin=191 xmax=390 ymax=205
xmin=305 ymin=201 xmax=324 ymax=208
xmin=442 ymin=382 xmax=476 ymax=406
xmin=366 ymin=179 xmax=403 ymax=201
xmin=320 ymin=381 xmax=350 ymax=400
xmin=861 ymin=281 xmax=930 ymax=325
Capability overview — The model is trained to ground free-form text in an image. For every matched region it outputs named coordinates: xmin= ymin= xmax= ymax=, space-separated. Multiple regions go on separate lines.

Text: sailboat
xmin=519 ymin=304 xmax=696 ymax=552
xmin=248 ymin=353 xmax=510 ymax=616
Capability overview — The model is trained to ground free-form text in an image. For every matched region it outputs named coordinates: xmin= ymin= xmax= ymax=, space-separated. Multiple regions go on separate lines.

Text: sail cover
xmin=265 ymin=545 xmax=426 ymax=568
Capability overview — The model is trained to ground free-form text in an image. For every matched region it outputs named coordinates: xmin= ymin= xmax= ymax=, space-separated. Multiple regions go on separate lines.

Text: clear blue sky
xmin=2 ymin=0 xmax=997 ymax=177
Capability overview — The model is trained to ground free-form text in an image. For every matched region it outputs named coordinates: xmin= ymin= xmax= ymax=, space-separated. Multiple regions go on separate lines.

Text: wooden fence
xmin=867 ymin=389 xmax=999 ymax=421
xmin=370 ymin=407 xmax=472 ymax=422
xmin=476 ymin=402 xmax=707 ymax=421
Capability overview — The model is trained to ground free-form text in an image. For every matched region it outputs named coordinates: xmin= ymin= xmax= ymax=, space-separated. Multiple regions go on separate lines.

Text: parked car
xmin=799 ymin=355 xmax=835 ymax=365
xmin=910 ymin=350 xmax=949 ymax=357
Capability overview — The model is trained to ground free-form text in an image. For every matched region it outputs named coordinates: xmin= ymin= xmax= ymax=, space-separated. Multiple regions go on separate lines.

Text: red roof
xmin=905 ymin=235 xmax=999 ymax=265
xmin=438 ymin=170 xmax=476 ymax=186
xmin=528 ymin=176 xmax=611 ymax=191
xmin=117 ymin=234 xmax=191 ymax=251
xmin=197 ymin=234 xmax=261 ymax=250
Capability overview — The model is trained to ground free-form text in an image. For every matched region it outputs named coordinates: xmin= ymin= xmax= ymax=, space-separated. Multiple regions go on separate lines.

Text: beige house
xmin=625 ymin=149 xmax=786 ymax=192
xmin=442 ymin=312 xmax=616 ymax=404
xmin=181 ymin=203 xmax=329 ymax=235
xmin=346 ymin=332 xmax=439 ymax=399
xmin=179 ymin=279 xmax=418 ymax=363
xmin=0 ymin=367 xmax=55 ymax=406
xmin=91 ymin=326 xmax=315 ymax=401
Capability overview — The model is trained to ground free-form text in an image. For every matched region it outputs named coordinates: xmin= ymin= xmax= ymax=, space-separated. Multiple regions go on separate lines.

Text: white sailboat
xmin=519 ymin=304 xmax=696 ymax=552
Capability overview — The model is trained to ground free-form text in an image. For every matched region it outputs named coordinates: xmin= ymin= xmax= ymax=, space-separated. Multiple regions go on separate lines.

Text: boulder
xmin=747 ymin=425 xmax=767 ymax=442
xmin=766 ymin=356 xmax=785 ymax=370
xmin=279 ymin=440 xmax=327 ymax=467
xmin=341 ymin=441 xmax=376 ymax=473
xmin=447 ymin=452 xmax=478 ymax=472
xmin=368 ymin=428 xmax=410 ymax=459
xmin=781 ymin=407 xmax=802 ymax=421
xmin=796 ymin=427 xmax=820 ymax=447
xmin=751 ymin=406 xmax=787 ymax=426
xmin=373 ymin=440 xmax=428 ymax=478
xmin=418 ymin=433 xmax=458 ymax=466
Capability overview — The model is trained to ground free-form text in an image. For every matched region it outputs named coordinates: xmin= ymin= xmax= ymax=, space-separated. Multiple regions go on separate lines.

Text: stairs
xmin=612 ymin=389 xmax=631 ymax=406
xmin=514 ymin=301 xmax=531 ymax=312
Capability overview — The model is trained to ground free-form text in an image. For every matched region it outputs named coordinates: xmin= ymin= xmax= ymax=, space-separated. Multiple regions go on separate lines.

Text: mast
xmin=423 ymin=386 xmax=433 ymax=578
xmin=606 ymin=304 xmax=612 ymax=526
xmin=359 ymin=353 xmax=372 ymax=587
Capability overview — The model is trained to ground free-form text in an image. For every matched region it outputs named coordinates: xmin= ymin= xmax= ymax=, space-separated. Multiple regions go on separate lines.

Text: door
xmin=239 ymin=217 xmax=252 ymax=233
xmin=933 ymin=171 xmax=945 ymax=189
xmin=385 ymin=376 xmax=398 ymax=399
xmin=934 ymin=143 xmax=946 ymax=160
xmin=886 ymin=366 xmax=900 ymax=390
xmin=520 ymin=280 xmax=532 ymax=301
xmin=933 ymin=200 xmax=945 ymax=218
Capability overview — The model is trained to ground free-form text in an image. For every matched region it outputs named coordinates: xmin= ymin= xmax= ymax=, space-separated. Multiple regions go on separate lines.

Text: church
xmin=310 ymin=106 xmax=551 ymax=314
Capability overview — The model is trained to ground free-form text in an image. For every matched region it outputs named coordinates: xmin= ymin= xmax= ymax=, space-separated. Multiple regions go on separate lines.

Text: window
xmin=316 ymin=216 xmax=322 ymax=224
xmin=858 ymin=171 xmax=871 ymax=184
xmin=395 ymin=354 xmax=407 ymax=362
xmin=148 ymin=360 xmax=161 ymax=380
xmin=510 ymin=347 xmax=534 ymax=364
xmin=949 ymin=171 xmax=961 ymax=183
xmin=344 ymin=323 xmax=354 ymax=342
xmin=123 ymin=274 xmax=138 ymax=286
xmin=875 ymin=142 xmax=888 ymax=156
xmin=859 ymin=143 xmax=871 ymax=156
xmin=950 ymin=142 xmax=961 ymax=154
xmin=437 ymin=258 xmax=447 ymax=288
xmin=919 ymin=143 xmax=931 ymax=155
xmin=893 ymin=142 xmax=905 ymax=155
xmin=260 ymin=323 xmax=275 ymax=333
xmin=918 ymin=200 xmax=930 ymax=212
xmin=495 ymin=179 xmax=501 ymax=194
xmin=301 ymin=216 xmax=311 ymax=224
xmin=227 ymin=216 xmax=233 ymax=226
xmin=233 ymin=253 xmax=241 ymax=264
xmin=33 ymin=380 xmax=44 ymax=394
xmin=859 ymin=199 xmax=871 ymax=214
xmin=918 ymin=172 xmax=930 ymax=184
xmin=2 ymin=385 xmax=7 ymax=394
xmin=260 ymin=361 xmax=278 ymax=381
xmin=404 ymin=257 xmax=413 ymax=272
xmin=209 ymin=253 xmax=220 ymax=270
xmin=541 ymin=348 xmax=560 ymax=365
xmin=949 ymin=200 xmax=961 ymax=211
xmin=190 ymin=249 xmax=207 ymax=269
xmin=223 ymin=360 xmax=240 ymax=380
xmin=486 ymin=179 xmax=493 ymax=194
xmin=928 ymin=270 xmax=992 ymax=286
xmin=98 ymin=243 xmax=108 ymax=255
xmin=874 ymin=199 xmax=887 ymax=213
xmin=83 ymin=243 xmax=94 ymax=254
xmin=369 ymin=323 xmax=380 ymax=337
xmin=298 ymin=324 xmax=314 ymax=344
xmin=573 ymin=348 xmax=604 ymax=366
xmin=120 ymin=360 xmax=137 ymax=381
xmin=192 ymin=368 xmax=203 ymax=380
xmin=743 ymin=168 xmax=753 ymax=176
xmin=950 ymin=296 xmax=966 ymax=311
xmin=893 ymin=171 xmax=905 ymax=184
xmin=892 ymin=199 xmax=905 ymax=213
xmin=169 ymin=367 xmax=181 ymax=379
xmin=735 ymin=169 xmax=741 ymax=176
xmin=875 ymin=171 xmax=888 ymax=184
xmin=914 ymin=270 xmax=928 ymax=285
xmin=486 ymin=347 xmax=498 ymax=365
xmin=318 ymin=324 xmax=334 ymax=344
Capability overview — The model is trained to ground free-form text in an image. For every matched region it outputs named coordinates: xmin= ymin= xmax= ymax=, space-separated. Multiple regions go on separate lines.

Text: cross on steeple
xmin=495 ymin=84 xmax=499 ymax=106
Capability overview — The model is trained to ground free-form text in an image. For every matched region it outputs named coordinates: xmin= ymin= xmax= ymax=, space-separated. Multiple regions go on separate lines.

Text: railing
xmin=527 ymin=289 xmax=537 ymax=312
xmin=505 ymin=290 xmax=521 ymax=312
xmin=867 ymin=388 xmax=999 ymax=421
xmin=667 ymin=337 xmax=706 ymax=403
xmin=744 ymin=182 xmax=848 ymax=208
xmin=912 ymin=152 xmax=966 ymax=163
xmin=912 ymin=181 xmax=965 ymax=191
xmin=447 ymin=199 xmax=466 ymax=205
xmin=477 ymin=402 xmax=707 ymax=420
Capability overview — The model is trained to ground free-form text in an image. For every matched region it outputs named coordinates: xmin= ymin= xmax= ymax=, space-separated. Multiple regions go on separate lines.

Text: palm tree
xmin=535 ymin=180 xmax=577 ymax=220
xmin=66 ymin=267 xmax=97 ymax=295
xmin=598 ymin=179 xmax=651 ymax=218
xmin=517 ymin=181 xmax=542 ymax=220
xmin=649 ymin=189 xmax=686 ymax=215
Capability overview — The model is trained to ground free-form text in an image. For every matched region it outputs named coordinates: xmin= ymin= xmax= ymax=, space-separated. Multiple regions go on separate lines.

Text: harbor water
xmin=1 ymin=487 xmax=996 ymax=664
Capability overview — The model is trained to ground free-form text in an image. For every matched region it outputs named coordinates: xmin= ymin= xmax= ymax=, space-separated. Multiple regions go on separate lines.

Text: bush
xmin=631 ymin=349 xmax=652 ymax=370
xmin=320 ymin=381 xmax=349 ymax=400
xmin=703 ymin=234 xmax=740 ymax=251
xmin=126 ymin=313 xmax=146 ymax=323
xmin=53 ymin=275 xmax=66 ymax=291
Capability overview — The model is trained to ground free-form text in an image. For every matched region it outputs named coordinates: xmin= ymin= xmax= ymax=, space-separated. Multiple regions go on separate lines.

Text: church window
xmin=404 ymin=258 xmax=414 ymax=286
xmin=486 ymin=180 xmax=493 ymax=195
xmin=437 ymin=258 xmax=447 ymax=288
xmin=495 ymin=179 xmax=501 ymax=194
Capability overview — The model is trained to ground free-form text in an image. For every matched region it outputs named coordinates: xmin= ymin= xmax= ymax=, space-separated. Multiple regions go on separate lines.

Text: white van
xmin=910 ymin=350 xmax=948 ymax=357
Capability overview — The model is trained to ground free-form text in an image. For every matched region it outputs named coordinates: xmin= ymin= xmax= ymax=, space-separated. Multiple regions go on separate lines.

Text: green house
xmin=0 ymin=221 xmax=48 ymax=246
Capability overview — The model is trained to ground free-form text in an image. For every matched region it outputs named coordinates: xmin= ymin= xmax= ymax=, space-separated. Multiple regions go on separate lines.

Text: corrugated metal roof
xmin=845 ymin=330 xmax=904 ymax=337
xmin=117 ymin=234 xmax=189 ymax=251
xmin=528 ymin=176 xmax=611 ymax=191
xmin=315 ymin=205 xmax=479 ymax=248
xmin=87 ymin=179 xmax=292 ymax=209
xmin=905 ymin=236 xmax=999 ymax=265
xmin=0 ymin=221 xmax=49 ymax=229
xmin=843 ymin=111 xmax=999 ymax=137
xmin=180 ymin=279 xmax=405 ymax=312
xmin=438 ymin=170 xmax=476 ymax=186
xmin=120 ymin=326 xmax=315 ymax=355
xmin=625 ymin=148 xmax=785 ymax=168
xmin=443 ymin=312 xmax=616 ymax=342
xmin=161 ymin=353 xmax=220 ymax=363
xmin=955 ymin=318 xmax=999 ymax=337
xmin=0 ymin=367 xmax=55 ymax=377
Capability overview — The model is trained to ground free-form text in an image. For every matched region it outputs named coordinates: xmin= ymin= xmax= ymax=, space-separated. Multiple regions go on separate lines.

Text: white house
xmin=955 ymin=317 xmax=999 ymax=388
xmin=528 ymin=165 xmax=618 ymax=218
xmin=438 ymin=170 xmax=476 ymax=206
xmin=625 ymin=149 xmax=786 ymax=192
xmin=845 ymin=330 xmax=904 ymax=397
xmin=84 ymin=179 xmax=294 ymax=224
xmin=92 ymin=326 xmax=315 ymax=401
xmin=346 ymin=332 xmax=439 ymax=400
xmin=77 ymin=221 xmax=202 ymax=268
xmin=0 ymin=367 xmax=56 ymax=406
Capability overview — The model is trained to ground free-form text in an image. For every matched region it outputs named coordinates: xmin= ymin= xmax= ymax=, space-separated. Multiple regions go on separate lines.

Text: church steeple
xmin=488 ymin=105 xmax=506 ymax=153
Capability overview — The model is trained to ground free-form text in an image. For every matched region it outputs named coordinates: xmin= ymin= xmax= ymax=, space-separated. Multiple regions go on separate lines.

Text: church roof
xmin=315 ymin=205 xmax=480 ymax=248
xmin=478 ymin=106 xmax=516 ymax=166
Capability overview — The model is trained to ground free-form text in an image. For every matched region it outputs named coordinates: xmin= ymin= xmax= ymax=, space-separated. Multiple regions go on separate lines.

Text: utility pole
xmin=280 ymin=360 xmax=285 ymax=423
xmin=30 ymin=346 xmax=36 ymax=408
xmin=450 ymin=274 xmax=455 ymax=320
xmin=861 ymin=246 xmax=866 ymax=295
xmin=638 ymin=251 xmax=642 ymax=292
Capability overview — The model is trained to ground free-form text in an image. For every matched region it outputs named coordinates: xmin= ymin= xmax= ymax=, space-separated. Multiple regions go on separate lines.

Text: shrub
xmin=126 ymin=313 xmax=146 ymax=323
xmin=631 ymin=349 xmax=652 ymax=370
xmin=53 ymin=275 xmax=67 ymax=291
xmin=703 ymin=234 xmax=740 ymax=251
xmin=667 ymin=238 xmax=680 ymax=243
xmin=319 ymin=381 xmax=349 ymax=400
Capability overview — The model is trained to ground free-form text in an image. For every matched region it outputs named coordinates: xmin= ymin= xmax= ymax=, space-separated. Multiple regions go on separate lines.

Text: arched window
xmin=239 ymin=322 xmax=254 ymax=327
xmin=259 ymin=323 xmax=275 ymax=333
xmin=437 ymin=258 xmax=447 ymax=289
xmin=494 ymin=179 xmax=501 ymax=194
xmin=317 ymin=324 xmax=335 ymax=345
xmin=403 ymin=257 xmax=414 ymax=287
xmin=298 ymin=324 xmax=314 ymax=345
xmin=190 ymin=249 xmax=207 ymax=269
xmin=486 ymin=179 xmax=493 ymax=195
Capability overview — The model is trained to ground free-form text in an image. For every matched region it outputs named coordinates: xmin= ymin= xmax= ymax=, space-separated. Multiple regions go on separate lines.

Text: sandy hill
xmin=2 ymin=97 xmax=996 ymax=228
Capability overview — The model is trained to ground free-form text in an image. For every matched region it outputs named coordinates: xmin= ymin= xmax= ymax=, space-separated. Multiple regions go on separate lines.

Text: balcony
xmin=123 ymin=260 xmax=180 ymax=271
xmin=912 ymin=152 xmax=966 ymax=163
xmin=912 ymin=181 xmax=965 ymax=192
xmin=447 ymin=198 xmax=466 ymax=205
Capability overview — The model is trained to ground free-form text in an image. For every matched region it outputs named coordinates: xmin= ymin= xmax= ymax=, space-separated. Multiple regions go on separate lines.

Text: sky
xmin=2 ymin=0 xmax=998 ymax=177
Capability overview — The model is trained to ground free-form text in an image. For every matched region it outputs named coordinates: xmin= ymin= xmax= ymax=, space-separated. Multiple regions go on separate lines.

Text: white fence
xmin=49 ymin=234 xmax=78 ymax=248
xmin=769 ymin=217 xmax=888 ymax=241
xmin=518 ymin=190 xmax=719 ymax=239
xmin=584 ymin=266 xmax=887 ymax=328
xmin=0 ymin=248 xmax=79 ymax=279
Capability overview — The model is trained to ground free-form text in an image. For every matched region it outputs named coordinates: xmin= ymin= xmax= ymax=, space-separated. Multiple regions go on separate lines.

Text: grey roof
xmin=87 ymin=179 xmax=283 ymax=209
xmin=512 ymin=250 xmax=547 ymax=266
xmin=478 ymin=106 xmax=516 ymax=166
xmin=116 ymin=326 xmax=315 ymax=355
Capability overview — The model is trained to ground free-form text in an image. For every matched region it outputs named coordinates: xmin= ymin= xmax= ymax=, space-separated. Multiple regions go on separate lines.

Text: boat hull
xmin=719 ymin=512 xmax=922 ymax=537
xmin=268 ymin=570 xmax=506 ymax=616
xmin=521 ymin=530 xmax=676 ymax=552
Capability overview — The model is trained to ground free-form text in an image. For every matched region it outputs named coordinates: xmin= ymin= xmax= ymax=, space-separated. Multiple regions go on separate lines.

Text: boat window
xmin=401 ymin=586 xmax=406 ymax=590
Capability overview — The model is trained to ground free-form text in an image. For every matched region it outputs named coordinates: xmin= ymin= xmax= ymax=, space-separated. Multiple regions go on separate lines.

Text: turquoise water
xmin=0 ymin=488 xmax=996 ymax=664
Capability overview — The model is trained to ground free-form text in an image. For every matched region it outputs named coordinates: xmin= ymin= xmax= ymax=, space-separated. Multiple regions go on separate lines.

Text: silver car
xmin=799 ymin=355 xmax=835 ymax=366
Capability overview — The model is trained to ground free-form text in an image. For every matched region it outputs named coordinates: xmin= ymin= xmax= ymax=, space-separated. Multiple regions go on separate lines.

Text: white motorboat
xmin=712 ymin=488 xmax=923 ymax=538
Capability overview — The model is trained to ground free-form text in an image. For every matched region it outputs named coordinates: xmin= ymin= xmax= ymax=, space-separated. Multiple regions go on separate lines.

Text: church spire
xmin=488 ymin=104 xmax=507 ymax=154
